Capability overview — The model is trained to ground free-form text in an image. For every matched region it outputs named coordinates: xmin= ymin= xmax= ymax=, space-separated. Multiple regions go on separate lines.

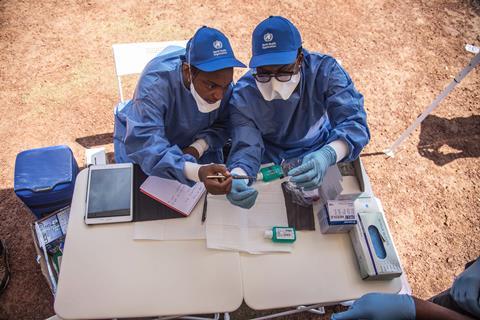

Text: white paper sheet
xmin=206 ymin=178 xmax=292 ymax=254
xmin=133 ymin=194 xmax=206 ymax=240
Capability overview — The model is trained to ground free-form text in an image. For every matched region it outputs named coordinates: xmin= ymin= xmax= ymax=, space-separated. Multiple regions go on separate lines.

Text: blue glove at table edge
xmin=450 ymin=258 xmax=480 ymax=317
xmin=331 ymin=293 xmax=416 ymax=320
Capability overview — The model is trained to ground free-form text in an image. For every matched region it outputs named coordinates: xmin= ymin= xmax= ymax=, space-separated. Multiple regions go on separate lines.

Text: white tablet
xmin=85 ymin=163 xmax=133 ymax=225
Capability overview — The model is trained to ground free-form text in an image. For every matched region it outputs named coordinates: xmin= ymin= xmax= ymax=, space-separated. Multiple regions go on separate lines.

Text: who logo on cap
xmin=264 ymin=33 xmax=273 ymax=42
xmin=213 ymin=40 xmax=223 ymax=50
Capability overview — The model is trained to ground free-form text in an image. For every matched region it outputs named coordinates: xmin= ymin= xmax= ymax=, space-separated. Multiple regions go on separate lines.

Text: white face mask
xmin=255 ymin=71 xmax=301 ymax=101
xmin=188 ymin=67 xmax=221 ymax=113
xmin=190 ymin=81 xmax=221 ymax=113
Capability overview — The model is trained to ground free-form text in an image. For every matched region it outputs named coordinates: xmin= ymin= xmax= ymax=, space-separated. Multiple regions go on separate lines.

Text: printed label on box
xmin=327 ymin=200 xmax=356 ymax=222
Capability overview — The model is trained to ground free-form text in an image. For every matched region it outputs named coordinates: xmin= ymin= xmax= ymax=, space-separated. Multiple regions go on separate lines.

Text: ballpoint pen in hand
xmin=206 ymin=175 xmax=255 ymax=180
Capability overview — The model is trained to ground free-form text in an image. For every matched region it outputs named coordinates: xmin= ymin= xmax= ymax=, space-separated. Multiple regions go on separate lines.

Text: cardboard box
xmin=318 ymin=200 xmax=357 ymax=234
xmin=318 ymin=158 xmax=366 ymax=204
xmin=337 ymin=158 xmax=365 ymax=200
xmin=349 ymin=211 xmax=402 ymax=280
xmin=31 ymin=206 xmax=70 ymax=294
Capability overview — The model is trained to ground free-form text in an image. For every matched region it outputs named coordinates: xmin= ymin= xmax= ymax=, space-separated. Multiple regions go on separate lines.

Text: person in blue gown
xmin=114 ymin=26 xmax=246 ymax=194
xmin=330 ymin=257 xmax=480 ymax=320
xmin=226 ymin=16 xmax=370 ymax=208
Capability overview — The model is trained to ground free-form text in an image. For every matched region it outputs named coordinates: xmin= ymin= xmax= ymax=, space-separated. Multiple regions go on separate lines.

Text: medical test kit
xmin=316 ymin=158 xmax=403 ymax=280
xmin=318 ymin=159 xmax=365 ymax=233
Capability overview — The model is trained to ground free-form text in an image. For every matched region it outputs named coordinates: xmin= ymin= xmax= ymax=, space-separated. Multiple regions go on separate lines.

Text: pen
xmin=201 ymin=192 xmax=208 ymax=224
xmin=206 ymin=175 xmax=256 ymax=180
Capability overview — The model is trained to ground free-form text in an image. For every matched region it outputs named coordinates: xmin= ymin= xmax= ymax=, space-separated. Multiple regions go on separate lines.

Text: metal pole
xmin=250 ymin=303 xmax=326 ymax=320
xmin=384 ymin=52 xmax=480 ymax=157
xmin=117 ymin=75 xmax=125 ymax=103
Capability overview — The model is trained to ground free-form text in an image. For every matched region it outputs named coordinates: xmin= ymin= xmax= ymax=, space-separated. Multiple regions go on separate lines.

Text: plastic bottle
xmin=264 ymin=227 xmax=296 ymax=243
xmin=257 ymin=165 xmax=284 ymax=182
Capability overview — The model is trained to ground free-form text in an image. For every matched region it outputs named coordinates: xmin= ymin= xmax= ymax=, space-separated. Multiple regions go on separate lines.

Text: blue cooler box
xmin=14 ymin=145 xmax=79 ymax=219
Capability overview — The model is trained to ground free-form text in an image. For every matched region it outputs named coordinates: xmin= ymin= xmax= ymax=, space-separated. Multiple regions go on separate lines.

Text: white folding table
xmin=54 ymin=167 xmax=406 ymax=319
xmin=54 ymin=169 xmax=243 ymax=319
xmin=240 ymin=166 xmax=405 ymax=318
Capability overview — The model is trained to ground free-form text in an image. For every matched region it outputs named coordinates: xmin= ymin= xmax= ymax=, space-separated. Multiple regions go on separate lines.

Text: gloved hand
xmin=331 ymin=293 xmax=416 ymax=320
xmin=226 ymin=178 xmax=258 ymax=209
xmin=450 ymin=258 xmax=480 ymax=317
xmin=288 ymin=145 xmax=337 ymax=191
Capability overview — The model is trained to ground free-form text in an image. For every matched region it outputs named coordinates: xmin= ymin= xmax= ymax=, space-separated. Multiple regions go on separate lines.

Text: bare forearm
xmin=414 ymin=297 xmax=474 ymax=320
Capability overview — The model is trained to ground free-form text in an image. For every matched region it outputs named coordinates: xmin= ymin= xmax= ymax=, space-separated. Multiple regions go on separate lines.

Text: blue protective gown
xmin=114 ymin=49 xmax=232 ymax=185
xmin=227 ymin=49 xmax=370 ymax=178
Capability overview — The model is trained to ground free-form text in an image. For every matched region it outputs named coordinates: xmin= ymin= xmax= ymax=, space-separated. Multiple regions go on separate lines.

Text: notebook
xmin=140 ymin=176 xmax=206 ymax=216
xmin=133 ymin=165 xmax=184 ymax=221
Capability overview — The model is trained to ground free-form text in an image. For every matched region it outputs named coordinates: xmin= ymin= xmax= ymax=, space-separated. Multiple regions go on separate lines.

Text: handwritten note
xmin=140 ymin=176 xmax=206 ymax=216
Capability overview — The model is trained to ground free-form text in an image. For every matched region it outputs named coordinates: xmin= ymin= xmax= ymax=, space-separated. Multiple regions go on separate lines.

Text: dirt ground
xmin=0 ymin=0 xmax=479 ymax=319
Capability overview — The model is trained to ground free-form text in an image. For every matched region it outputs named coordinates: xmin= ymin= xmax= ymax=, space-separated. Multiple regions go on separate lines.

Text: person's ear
xmin=182 ymin=63 xmax=192 ymax=83
xmin=297 ymin=52 xmax=304 ymax=65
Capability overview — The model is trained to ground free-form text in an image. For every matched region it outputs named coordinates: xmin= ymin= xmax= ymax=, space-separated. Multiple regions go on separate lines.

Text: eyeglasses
xmin=252 ymin=71 xmax=298 ymax=83
xmin=252 ymin=62 xmax=300 ymax=83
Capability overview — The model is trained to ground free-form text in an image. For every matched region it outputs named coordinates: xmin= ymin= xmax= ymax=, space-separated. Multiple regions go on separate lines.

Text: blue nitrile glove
xmin=450 ymin=258 xmax=480 ymax=317
xmin=226 ymin=178 xmax=258 ymax=209
xmin=331 ymin=293 xmax=416 ymax=320
xmin=288 ymin=145 xmax=337 ymax=191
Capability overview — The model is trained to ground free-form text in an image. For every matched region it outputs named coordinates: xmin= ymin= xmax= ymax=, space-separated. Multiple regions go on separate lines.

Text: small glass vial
xmin=264 ymin=227 xmax=296 ymax=243
xmin=280 ymin=157 xmax=303 ymax=176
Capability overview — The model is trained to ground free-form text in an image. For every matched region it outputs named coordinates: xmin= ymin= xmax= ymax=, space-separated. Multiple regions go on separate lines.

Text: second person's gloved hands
xmin=450 ymin=258 xmax=480 ymax=317
xmin=227 ymin=178 xmax=258 ymax=209
xmin=288 ymin=145 xmax=337 ymax=190
xmin=331 ymin=293 xmax=416 ymax=320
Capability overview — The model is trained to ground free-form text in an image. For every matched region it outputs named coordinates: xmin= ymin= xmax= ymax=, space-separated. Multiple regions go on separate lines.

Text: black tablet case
xmin=132 ymin=164 xmax=186 ymax=222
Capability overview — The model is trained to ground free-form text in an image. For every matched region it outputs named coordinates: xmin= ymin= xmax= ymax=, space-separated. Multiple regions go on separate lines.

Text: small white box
xmin=337 ymin=158 xmax=365 ymax=200
xmin=85 ymin=147 xmax=106 ymax=166
xmin=318 ymin=158 xmax=366 ymax=204
xmin=318 ymin=200 xmax=357 ymax=234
